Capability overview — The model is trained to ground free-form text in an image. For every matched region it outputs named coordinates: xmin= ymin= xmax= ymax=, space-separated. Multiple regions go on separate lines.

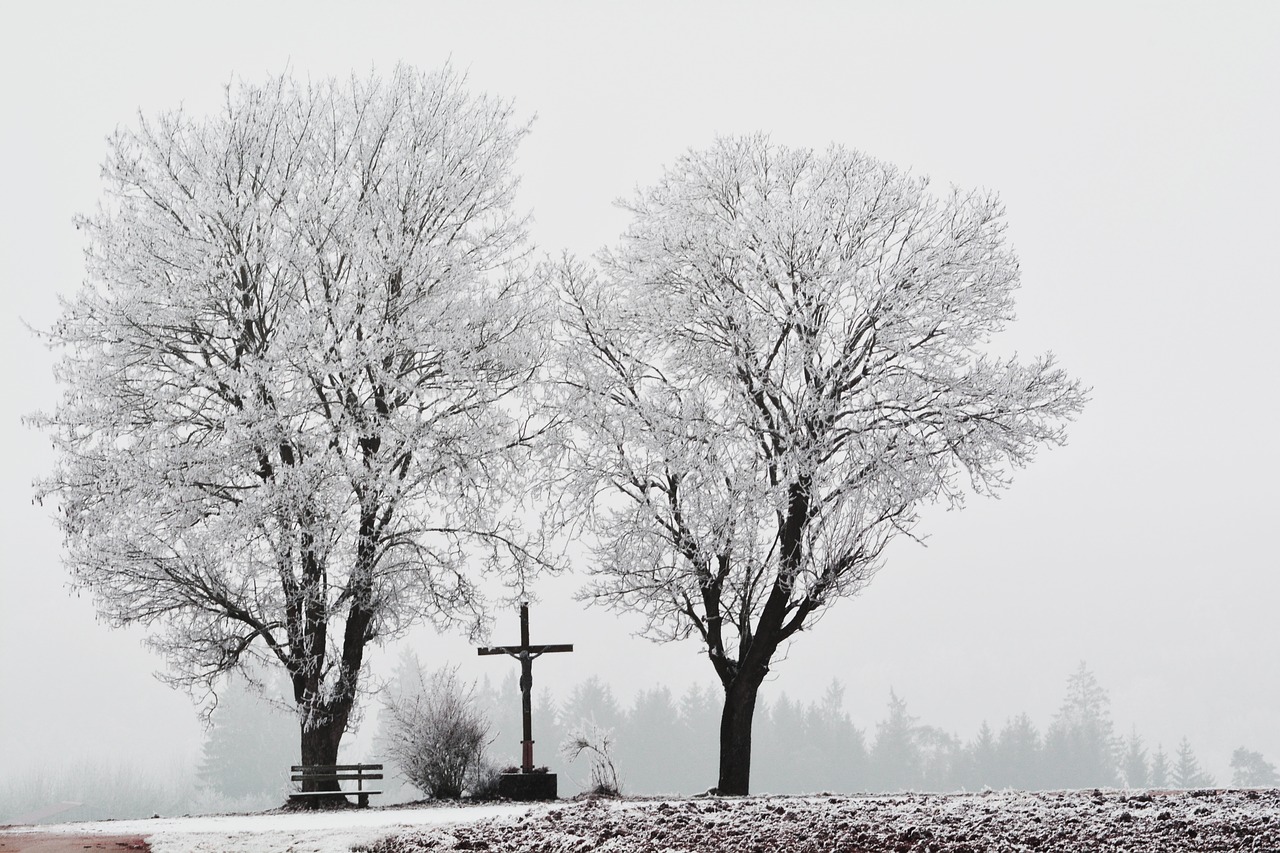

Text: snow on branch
xmin=548 ymin=136 xmax=1087 ymax=684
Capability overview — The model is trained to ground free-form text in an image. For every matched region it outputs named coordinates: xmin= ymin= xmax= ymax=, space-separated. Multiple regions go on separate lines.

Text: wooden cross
xmin=477 ymin=602 xmax=573 ymax=773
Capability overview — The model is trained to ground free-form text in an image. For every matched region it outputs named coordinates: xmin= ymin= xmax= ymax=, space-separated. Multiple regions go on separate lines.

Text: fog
xmin=2 ymin=2 xmax=1277 ymax=813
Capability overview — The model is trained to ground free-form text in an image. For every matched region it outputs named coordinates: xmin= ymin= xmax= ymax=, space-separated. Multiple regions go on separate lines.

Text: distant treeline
xmin=462 ymin=662 xmax=1277 ymax=797
xmin=9 ymin=663 xmax=1274 ymax=824
xmin=0 ymin=760 xmax=232 ymax=825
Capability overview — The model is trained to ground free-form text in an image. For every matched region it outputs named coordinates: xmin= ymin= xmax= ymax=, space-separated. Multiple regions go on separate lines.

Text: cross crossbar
xmin=477 ymin=643 xmax=574 ymax=656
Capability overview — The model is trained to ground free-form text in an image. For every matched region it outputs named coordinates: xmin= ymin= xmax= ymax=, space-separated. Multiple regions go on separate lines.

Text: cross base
xmin=498 ymin=771 xmax=558 ymax=801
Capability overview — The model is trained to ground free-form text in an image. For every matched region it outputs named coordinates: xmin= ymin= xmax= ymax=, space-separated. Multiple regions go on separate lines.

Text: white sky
xmin=1 ymin=2 xmax=1277 ymax=786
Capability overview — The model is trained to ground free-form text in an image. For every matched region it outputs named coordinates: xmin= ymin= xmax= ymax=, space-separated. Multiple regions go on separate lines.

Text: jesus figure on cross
xmin=477 ymin=602 xmax=573 ymax=774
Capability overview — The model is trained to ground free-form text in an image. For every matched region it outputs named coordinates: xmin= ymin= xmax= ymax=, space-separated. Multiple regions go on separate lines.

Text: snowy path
xmin=1 ymin=803 xmax=546 ymax=853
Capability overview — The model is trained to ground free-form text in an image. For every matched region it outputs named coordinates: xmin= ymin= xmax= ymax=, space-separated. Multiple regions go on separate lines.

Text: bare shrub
xmin=380 ymin=665 xmax=492 ymax=800
xmin=467 ymin=763 xmax=506 ymax=800
xmin=562 ymin=721 xmax=621 ymax=796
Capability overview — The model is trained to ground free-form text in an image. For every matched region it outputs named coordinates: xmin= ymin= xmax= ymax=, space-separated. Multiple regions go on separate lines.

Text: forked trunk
xmin=717 ymin=676 xmax=762 ymax=796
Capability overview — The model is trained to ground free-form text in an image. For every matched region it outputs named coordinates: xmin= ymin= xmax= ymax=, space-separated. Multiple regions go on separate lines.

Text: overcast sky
xmin=2 ymin=2 xmax=1277 ymax=785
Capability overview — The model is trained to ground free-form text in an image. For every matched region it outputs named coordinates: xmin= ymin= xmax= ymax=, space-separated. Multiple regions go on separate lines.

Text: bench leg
xmin=357 ymin=792 xmax=369 ymax=808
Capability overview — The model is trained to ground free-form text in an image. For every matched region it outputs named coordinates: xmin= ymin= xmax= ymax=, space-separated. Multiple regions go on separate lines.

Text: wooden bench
xmin=289 ymin=764 xmax=383 ymax=808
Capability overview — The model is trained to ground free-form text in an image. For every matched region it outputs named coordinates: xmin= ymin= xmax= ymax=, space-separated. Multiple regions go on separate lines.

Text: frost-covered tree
xmin=1172 ymin=737 xmax=1214 ymax=789
xmin=551 ymin=136 xmax=1086 ymax=794
xmin=33 ymin=66 xmax=552 ymax=792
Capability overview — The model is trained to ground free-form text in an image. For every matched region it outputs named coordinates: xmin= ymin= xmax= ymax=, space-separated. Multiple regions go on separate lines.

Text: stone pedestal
xmin=498 ymin=771 xmax=558 ymax=800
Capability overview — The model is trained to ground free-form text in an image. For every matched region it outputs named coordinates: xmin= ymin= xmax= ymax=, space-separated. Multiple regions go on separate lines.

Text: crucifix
xmin=477 ymin=602 xmax=573 ymax=773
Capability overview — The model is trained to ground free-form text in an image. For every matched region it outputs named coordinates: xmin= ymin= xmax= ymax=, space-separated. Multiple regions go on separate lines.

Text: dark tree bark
xmin=299 ymin=716 xmax=344 ymax=787
xmin=711 ymin=481 xmax=812 ymax=796
xmin=288 ymin=515 xmax=377 ymax=806
xmin=294 ymin=709 xmax=352 ymax=808
xmin=717 ymin=676 xmax=764 ymax=796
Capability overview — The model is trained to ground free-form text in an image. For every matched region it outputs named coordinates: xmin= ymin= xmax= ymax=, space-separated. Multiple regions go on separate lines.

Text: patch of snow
xmin=1 ymin=803 xmax=546 ymax=853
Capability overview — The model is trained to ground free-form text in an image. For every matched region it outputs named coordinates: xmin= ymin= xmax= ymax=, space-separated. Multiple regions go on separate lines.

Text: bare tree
xmin=551 ymin=136 xmax=1086 ymax=795
xmin=33 ymin=66 xmax=553 ymax=793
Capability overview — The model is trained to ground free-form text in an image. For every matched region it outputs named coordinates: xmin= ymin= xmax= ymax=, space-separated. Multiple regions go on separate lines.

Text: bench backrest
xmin=291 ymin=764 xmax=384 ymax=785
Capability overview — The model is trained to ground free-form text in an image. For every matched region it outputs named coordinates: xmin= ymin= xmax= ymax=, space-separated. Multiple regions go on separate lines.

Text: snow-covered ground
xmin=5 ymin=789 xmax=1278 ymax=852
xmin=365 ymin=789 xmax=1280 ymax=852
xmin=0 ymin=802 xmax=544 ymax=853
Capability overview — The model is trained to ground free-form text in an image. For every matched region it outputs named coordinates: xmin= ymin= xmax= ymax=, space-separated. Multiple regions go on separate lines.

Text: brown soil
xmin=0 ymin=833 xmax=149 ymax=853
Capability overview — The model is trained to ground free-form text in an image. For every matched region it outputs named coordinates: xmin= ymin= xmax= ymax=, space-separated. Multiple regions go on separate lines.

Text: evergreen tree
xmin=561 ymin=676 xmax=623 ymax=732
xmin=1172 ymin=737 xmax=1214 ymax=789
xmin=1121 ymin=728 xmax=1150 ymax=789
xmin=755 ymin=682 xmax=867 ymax=795
xmin=1150 ymin=744 xmax=1170 ymax=787
xmin=1043 ymin=663 xmax=1119 ymax=788
xmin=468 ymin=668 xmax=564 ymax=777
xmin=1230 ymin=747 xmax=1279 ymax=787
xmin=620 ymin=686 xmax=682 ymax=794
xmin=479 ymin=673 xmax=525 ymax=771
xmin=996 ymin=713 xmax=1042 ymax=791
xmin=533 ymin=689 xmax=565 ymax=776
xmin=916 ymin=725 xmax=963 ymax=792
xmin=806 ymin=681 xmax=867 ymax=794
xmin=870 ymin=690 xmax=921 ymax=792
xmin=678 ymin=684 xmax=721 ymax=794
xmin=756 ymin=693 xmax=806 ymax=793
xmin=966 ymin=721 xmax=999 ymax=790
xmin=470 ymin=675 xmax=504 ymax=744
xmin=197 ymin=673 xmax=296 ymax=802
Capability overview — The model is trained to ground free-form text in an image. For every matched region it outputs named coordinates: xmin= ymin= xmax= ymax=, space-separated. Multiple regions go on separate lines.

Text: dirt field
xmin=360 ymin=788 xmax=1280 ymax=852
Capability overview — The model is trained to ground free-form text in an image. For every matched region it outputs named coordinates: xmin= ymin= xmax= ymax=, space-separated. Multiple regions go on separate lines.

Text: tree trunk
xmin=298 ymin=708 xmax=350 ymax=807
xmin=717 ymin=676 xmax=763 ymax=795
